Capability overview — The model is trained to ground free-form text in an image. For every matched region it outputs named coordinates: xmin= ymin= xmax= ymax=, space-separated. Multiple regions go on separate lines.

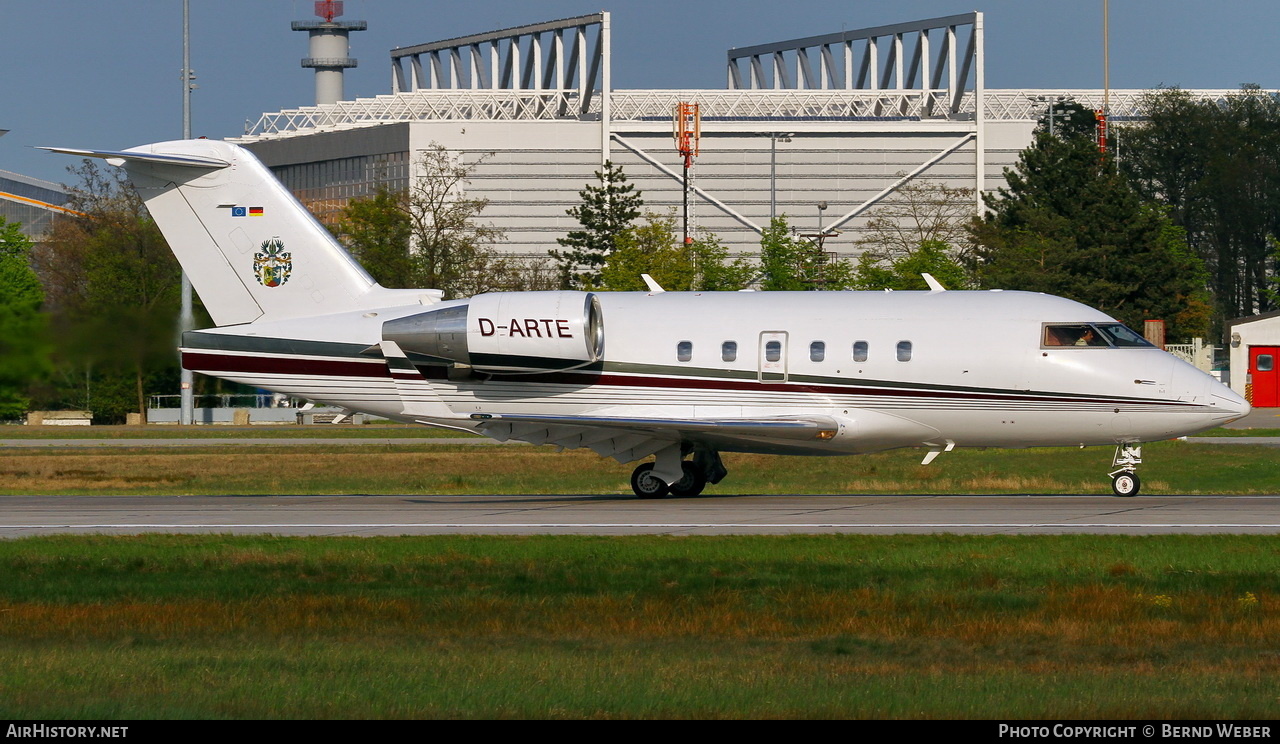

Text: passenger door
xmin=758 ymin=331 xmax=788 ymax=383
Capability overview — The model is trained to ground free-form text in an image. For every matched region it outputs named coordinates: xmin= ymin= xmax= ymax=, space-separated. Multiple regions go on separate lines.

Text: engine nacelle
xmin=382 ymin=291 xmax=604 ymax=373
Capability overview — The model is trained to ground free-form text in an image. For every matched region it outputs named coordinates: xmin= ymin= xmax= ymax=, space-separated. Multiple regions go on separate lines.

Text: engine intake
xmin=382 ymin=291 xmax=604 ymax=373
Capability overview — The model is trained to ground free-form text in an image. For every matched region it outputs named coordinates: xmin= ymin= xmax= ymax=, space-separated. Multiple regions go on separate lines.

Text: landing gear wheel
xmin=1111 ymin=471 xmax=1141 ymax=497
xmin=631 ymin=463 xmax=669 ymax=499
xmin=668 ymin=461 xmax=707 ymax=498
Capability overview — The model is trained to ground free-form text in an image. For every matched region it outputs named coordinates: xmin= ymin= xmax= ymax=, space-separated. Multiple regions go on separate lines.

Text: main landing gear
xmin=630 ymin=448 xmax=727 ymax=499
xmin=1108 ymin=444 xmax=1143 ymax=497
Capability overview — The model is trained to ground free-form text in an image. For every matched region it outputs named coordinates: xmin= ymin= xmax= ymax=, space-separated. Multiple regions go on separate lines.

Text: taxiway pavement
xmin=1 ymin=493 xmax=1278 ymax=537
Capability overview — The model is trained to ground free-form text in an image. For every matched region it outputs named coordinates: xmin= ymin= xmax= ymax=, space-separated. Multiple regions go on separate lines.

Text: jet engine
xmin=381 ymin=291 xmax=604 ymax=373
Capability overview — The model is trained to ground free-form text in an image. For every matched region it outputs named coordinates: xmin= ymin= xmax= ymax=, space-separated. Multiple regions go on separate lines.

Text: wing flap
xmin=472 ymin=413 xmax=839 ymax=441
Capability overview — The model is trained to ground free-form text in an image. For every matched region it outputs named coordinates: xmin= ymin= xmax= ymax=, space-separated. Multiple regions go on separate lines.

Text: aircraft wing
xmin=471 ymin=413 xmax=839 ymax=464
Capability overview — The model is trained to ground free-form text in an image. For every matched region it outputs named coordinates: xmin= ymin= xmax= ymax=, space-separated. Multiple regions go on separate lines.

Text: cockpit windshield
xmin=1042 ymin=323 xmax=1155 ymax=349
xmin=1093 ymin=323 xmax=1154 ymax=347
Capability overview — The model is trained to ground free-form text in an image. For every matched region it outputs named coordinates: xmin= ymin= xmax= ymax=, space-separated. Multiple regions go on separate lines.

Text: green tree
xmin=851 ymin=239 xmax=972 ymax=291
xmin=35 ymin=161 xmax=181 ymax=422
xmin=336 ymin=186 xmax=413 ymax=287
xmin=970 ymin=128 xmax=1211 ymax=339
xmin=1123 ymin=86 xmax=1280 ymax=323
xmin=856 ymin=180 xmax=976 ymax=262
xmin=0 ymin=218 xmax=50 ymax=419
xmin=553 ymin=161 xmax=643 ymax=288
xmin=599 ymin=213 xmax=753 ymax=292
xmin=757 ymin=216 xmax=855 ymax=291
xmin=337 ymin=144 xmax=524 ymax=298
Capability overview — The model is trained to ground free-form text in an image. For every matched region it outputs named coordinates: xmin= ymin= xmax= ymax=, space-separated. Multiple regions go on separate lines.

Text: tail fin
xmin=42 ymin=140 xmax=388 ymax=326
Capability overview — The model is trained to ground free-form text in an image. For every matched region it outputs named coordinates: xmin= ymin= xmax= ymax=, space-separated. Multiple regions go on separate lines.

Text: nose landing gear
xmin=1108 ymin=444 xmax=1143 ymax=497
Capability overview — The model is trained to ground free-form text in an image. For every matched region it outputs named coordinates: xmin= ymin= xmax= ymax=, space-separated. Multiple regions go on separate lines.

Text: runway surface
xmin=2 ymin=493 xmax=1278 ymax=537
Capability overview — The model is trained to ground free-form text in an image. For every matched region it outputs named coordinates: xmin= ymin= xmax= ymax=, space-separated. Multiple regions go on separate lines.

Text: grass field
xmin=0 ymin=424 xmax=470 ymax=439
xmin=0 ymin=439 xmax=1276 ymax=496
xmin=0 ymin=534 xmax=1277 ymax=719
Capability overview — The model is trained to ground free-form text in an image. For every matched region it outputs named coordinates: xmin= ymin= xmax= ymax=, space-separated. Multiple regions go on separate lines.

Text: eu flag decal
xmin=231 ymin=206 xmax=247 ymax=217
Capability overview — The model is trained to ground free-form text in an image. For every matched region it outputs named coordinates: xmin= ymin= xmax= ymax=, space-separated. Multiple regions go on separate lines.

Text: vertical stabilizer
xmin=43 ymin=140 xmax=380 ymax=326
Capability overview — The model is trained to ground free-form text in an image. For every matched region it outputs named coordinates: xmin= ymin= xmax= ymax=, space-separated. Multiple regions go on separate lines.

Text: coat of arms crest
xmin=253 ymin=238 xmax=292 ymax=287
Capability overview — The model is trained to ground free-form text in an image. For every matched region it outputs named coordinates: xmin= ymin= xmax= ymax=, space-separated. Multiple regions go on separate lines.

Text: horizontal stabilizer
xmin=37 ymin=147 xmax=229 ymax=170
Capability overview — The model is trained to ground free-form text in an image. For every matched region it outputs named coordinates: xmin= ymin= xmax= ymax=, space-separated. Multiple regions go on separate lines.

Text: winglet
xmin=641 ymin=274 xmax=666 ymax=293
xmin=922 ymin=273 xmax=946 ymax=292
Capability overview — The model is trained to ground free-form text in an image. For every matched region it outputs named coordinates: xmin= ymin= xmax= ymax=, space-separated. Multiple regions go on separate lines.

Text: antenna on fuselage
xmin=922 ymin=273 xmax=946 ymax=292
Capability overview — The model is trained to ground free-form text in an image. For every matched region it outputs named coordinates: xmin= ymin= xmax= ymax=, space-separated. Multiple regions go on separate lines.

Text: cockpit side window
xmin=1043 ymin=324 xmax=1111 ymax=348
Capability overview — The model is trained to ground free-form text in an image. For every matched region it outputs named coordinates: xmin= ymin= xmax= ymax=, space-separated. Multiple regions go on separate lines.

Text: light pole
xmin=1027 ymin=94 xmax=1075 ymax=136
xmin=755 ymin=132 xmax=793 ymax=223
xmin=179 ymin=0 xmax=196 ymax=426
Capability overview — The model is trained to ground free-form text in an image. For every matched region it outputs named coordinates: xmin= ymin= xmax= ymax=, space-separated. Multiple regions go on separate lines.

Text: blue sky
xmin=2 ymin=0 xmax=1274 ymax=184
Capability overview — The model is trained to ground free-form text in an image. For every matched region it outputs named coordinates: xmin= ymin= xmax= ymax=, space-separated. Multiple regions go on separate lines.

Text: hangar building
xmin=0 ymin=169 xmax=72 ymax=246
xmin=1227 ymin=313 xmax=1280 ymax=408
xmin=232 ymin=11 xmax=1237 ymax=262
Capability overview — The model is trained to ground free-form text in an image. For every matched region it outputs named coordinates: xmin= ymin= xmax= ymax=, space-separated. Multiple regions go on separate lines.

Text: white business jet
xmin=44 ymin=140 xmax=1251 ymax=498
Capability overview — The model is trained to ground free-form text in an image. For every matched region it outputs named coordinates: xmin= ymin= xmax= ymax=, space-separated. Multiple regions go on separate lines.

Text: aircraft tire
xmin=1110 ymin=471 xmax=1141 ymax=497
xmin=668 ymin=461 xmax=707 ymax=498
xmin=631 ymin=463 xmax=670 ymax=499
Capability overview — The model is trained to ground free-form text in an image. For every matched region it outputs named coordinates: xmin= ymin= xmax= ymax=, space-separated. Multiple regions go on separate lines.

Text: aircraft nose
xmin=1211 ymin=384 xmax=1252 ymax=423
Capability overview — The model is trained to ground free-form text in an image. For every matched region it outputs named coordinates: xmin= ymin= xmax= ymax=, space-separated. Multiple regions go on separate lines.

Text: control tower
xmin=292 ymin=1 xmax=366 ymax=105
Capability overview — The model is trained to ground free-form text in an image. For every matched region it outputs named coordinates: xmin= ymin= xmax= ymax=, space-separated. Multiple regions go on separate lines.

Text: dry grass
xmin=0 ymin=449 xmax=628 ymax=495
xmin=0 ymin=440 xmax=1274 ymax=495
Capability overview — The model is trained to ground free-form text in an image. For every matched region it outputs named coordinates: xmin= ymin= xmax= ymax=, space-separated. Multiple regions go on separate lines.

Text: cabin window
xmin=896 ymin=340 xmax=913 ymax=362
xmin=1259 ymin=355 xmax=1274 ymax=372
xmin=852 ymin=341 xmax=868 ymax=362
xmin=677 ymin=341 xmax=693 ymax=362
xmin=765 ymin=340 xmax=782 ymax=362
xmin=721 ymin=341 xmax=737 ymax=362
xmin=810 ymin=341 xmax=825 ymax=362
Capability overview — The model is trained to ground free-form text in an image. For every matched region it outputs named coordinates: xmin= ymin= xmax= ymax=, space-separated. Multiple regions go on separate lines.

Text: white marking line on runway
xmin=4 ymin=523 xmax=1280 ymax=529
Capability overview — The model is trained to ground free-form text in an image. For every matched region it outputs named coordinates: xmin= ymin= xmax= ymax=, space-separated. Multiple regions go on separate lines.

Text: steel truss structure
xmin=390 ymin=13 xmax=609 ymax=114
xmin=727 ymin=14 xmax=978 ymax=113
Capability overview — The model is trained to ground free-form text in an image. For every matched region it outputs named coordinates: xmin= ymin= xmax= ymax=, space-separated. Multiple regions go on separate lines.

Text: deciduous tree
xmin=757 ymin=217 xmax=855 ymax=291
xmin=1123 ymin=86 xmax=1280 ymax=323
xmin=599 ymin=213 xmax=753 ymax=292
xmin=35 ymin=161 xmax=182 ymax=422
xmin=0 ymin=218 xmax=50 ymax=419
xmin=337 ymin=144 xmax=535 ymax=298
